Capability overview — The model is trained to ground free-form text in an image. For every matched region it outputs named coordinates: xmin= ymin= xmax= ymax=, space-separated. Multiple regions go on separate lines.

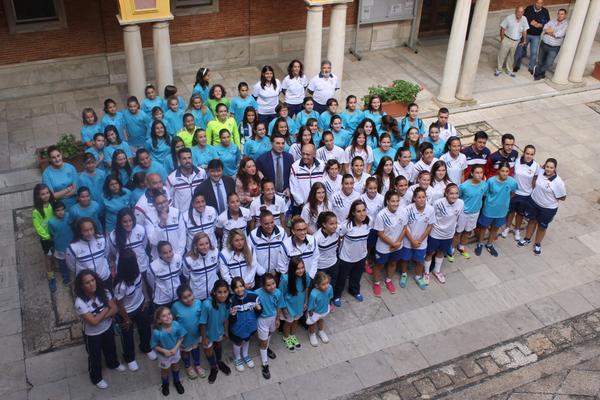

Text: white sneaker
xmin=235 ymin=359 xmax=245 ymax=372
xmin=309 ymin=333 xmax=319 ymax=347
xmin=115 ymin=364 xmax=127 ymax=372
xmin=96 ymin=379 xmax=108 ymax=389
xmin=146 ymin=350 xmax=158 ymax=360
xmin=514 ymin=229 xmax=521 ymax=241
xmin=317 ymin=330 xmax=329 ymax=344
xmin=127 ymin=360 xmax=139 ymax=371
xmin=500 ymin=227 xmax=510 ymax=238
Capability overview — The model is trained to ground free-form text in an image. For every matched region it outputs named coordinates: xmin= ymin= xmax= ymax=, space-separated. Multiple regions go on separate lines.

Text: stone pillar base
xmin=544 ymin=78 xmax=586 ymax=90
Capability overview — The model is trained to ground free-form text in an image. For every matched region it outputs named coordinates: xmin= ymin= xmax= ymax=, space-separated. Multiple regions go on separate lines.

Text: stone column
xmin=327 ymin=3 xmax=348 ymax=96
xmin=153 ymin=21 xmax=174 ymax=94
xmin=456 ymin=0 xmax=491 ymax=102
xmin=304 ymin=5 xmax=324 ymax=79
xmin=551 ymin=0 xmax=590 ymax=85
xmin=123 ymin=24 xmax=146 ymax=101
xmin=569 ymin=0 xmax=600 ymax=83
xmin=436 ymin=0 xmax=472 ymax=104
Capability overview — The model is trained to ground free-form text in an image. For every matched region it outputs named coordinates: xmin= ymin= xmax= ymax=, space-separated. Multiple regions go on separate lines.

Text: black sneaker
xmin=262 ymin=364 xmax=271 ymax=379
xmin=161 ymin=383 xmax=169 ymax=396
xmin=485 ymin=244 xmax=499 ymax=257
xmin=218 ymin=361 xmax=231 ymax=375
xmin=174 ymin=381 xmax=184 ymax=394
xmin=517 ymin=238 xmax=531 ymax=247
xmin=267 ymin=347 xmax=276 ymax=359
xmin=513 ymin=67 xmax=519 ymax=72
xmin=208 ymin=367 xmax=218 ymax=384
xmin=474 ymin=243 xmax=483 ymax=256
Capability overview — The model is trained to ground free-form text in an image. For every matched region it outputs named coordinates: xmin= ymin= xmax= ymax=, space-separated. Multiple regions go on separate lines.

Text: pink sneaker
xmin=423 ymin=273 xmax=430 ymax=284
xmin=364 ymin=262 xmax=373 ymax=275
xmin=372 ymin=283 xmax=382 ymax=297
xmin=433 ymin=272 xmax=446 ymax=284
xmin=385 ymin=279 xmax=396 ymax=294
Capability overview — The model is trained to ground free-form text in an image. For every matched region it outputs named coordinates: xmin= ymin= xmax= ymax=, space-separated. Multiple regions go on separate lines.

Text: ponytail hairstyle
xmin=114 ymin=208 xmax=137 ymax=252
xmin=382 ymin=115 xmax=401 ymax=142
xmin=384 ymin=189 xmax=400 ymax=208
xmin=194 ymin=67 xmax=210 ymax=89
xmin=114 ymin=248 xmax=140 ymax=287
xmin=316 ymin=210 xmax=337 ymax=231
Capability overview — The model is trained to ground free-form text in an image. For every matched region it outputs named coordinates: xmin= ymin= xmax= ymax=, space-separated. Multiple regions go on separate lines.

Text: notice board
xmin=358 ymin=0 xmax=416 ymax=24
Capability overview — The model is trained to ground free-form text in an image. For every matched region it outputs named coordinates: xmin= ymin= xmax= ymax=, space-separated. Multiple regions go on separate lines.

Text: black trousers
xmin=85 ymin=327 xmax=119 ymax=384
xmin=119 ymin=303 xmax=152 ymax=362
xmin=334 ymin=258 xmax=365 ymax=299
xmin=321 ymin=263 xmax=340 ymax=293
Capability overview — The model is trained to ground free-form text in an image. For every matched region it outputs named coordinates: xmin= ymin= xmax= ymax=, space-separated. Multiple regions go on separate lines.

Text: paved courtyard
xmin=1 ymin=40 xmax=600 ymax=400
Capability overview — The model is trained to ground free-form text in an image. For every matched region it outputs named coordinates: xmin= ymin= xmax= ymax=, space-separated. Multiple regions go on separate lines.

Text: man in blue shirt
xmin=514 ymin=0 xmax=550 ymax=73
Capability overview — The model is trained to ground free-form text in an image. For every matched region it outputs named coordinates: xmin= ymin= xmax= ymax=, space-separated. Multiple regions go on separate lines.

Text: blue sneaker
xmin=474 ymin=243 xmax=483 ymax=256
xmin=333 ymin=298 xmax=342 ymax=307
xmin=414 ymin=276 xmax=427 ymax=290
xmin=48 ymin=278 xmax=57 ymax=293
xmin=354 ymin=293 xmax=364 ymax=302
xmin=399 ymin=274 xmax=408 ymax=288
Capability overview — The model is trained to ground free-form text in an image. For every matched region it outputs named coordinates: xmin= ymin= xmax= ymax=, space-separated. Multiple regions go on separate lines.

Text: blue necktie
xmin=216 ymin=181 xmax=226 ymax=213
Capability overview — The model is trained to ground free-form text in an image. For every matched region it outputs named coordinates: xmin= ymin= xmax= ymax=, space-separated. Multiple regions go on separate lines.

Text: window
xmin=4 ymin=0 xmax=67 ymax=33
xmin=172 ymin=0 xmax=218 ymax=16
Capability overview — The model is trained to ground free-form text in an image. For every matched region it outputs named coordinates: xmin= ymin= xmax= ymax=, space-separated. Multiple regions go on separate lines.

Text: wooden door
xmin=419 ymin=0 xmax=457 ymax=36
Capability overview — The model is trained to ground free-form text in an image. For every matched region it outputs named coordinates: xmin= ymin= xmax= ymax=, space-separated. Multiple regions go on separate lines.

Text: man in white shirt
xmin=533 ymin=8 xmax=568 ymax=81
xmin=496 ymin=6 xmax=530 ymax=77
xmin=307 ymin=60 xmax=340 ymax=114
xmin=289 ymin=143 xmax=324 ymax=214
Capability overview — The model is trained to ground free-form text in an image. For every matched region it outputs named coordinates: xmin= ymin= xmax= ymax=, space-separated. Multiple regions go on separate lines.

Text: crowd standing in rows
xmin=33 ymin=59 xmax=567 ymax=394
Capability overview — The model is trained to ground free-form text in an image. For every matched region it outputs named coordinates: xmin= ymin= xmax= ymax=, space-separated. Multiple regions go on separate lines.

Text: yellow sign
xmin=117 ymin=0 xmax=173 ymax=25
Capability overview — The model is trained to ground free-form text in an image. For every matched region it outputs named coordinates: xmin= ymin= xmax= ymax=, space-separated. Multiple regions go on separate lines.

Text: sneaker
xmin=446 ymin=253 xmax=455 ymax=263
xmin=161 ymin=382 xmax=169 ymax=395
xmin=48 ymin=278 xmax=57 ymax=293
xmin=385 ymin=279 xmax=396 ymax=294
xmin=534 ymin=244 xmax=541 ymax=256
xmin=243 ymin=356 xmax=255 ymax=368
xmin=127 ymin=360 xmax=139 ymax=372
xmin=96 ymin=379 xmax=108 ymax=389
xmin=501 ymin=227 xmax=510 ymax=238
xmin=423 ymin=273 xmax=430 ymax=284
xmin=415 ymin=276 xmax=428 ymax=290
xmin=285 ymin=336 xmax=296 ymax=352
xmin=508 ymin=72 xmax=516 ymax=77
xmin=513 ymin=67 xmax=520 ymax=73
xmin=309 ymin=333 xmax=319 ymax=347
xmin=433 ymin=272 xmax=446 ymax=284
xmin=208 ymin=367 xmax=218 ymax=384
xmin=318 ymin=330 xmax=329 ymax=343
xmin=532 ymin=65 xmax=537 ymax=77
xmin=517 ymin=238 xmax=531 ymax=247
xmin=485 ymin=244 xmax=499 ymax=257
xmin=400 ymin=274 xmax=408 ymax=288
xmin=262 ymin=365 xmax=271 ymax=379
xmin=514 ymin=229 xmax=522 ymax=242
xmin=528 ymin=67 xmax=534 ymax=75
xmin=187 ymin=366 xmax=199 ymax=378
xmin=195 ymin=365 xmax=206 ymax=378
xmin=354 ymin=293 xmax=364 ymax=302
xmin=494 ymin=69 xmax=501 ymax=76
xmin=372 ymin=282 xmax=382 ymax=297
xmin=146 ymin=350 xmax=158 ymax=360
xmin=234 ymin=358 xmax=245 ymax=372
xmin=267 ymin=347 xmax=276 ymax=359
xmin=217 ymin=361 xmax=231 ymax=375
xmin=174 ymin=381 xmax=184 ymax=394
xmin=474 ymin=243 xmax=483 ymax=256
xmin=333 ymin=298 xmax=342 ymax=307
xmin=115 ymin=364 xmax=127 ymax=372
xmin=291 ymin=335 xmax=301 ymax=349
xmin=364 ymin=263 xmax=373 ymax=275
xmin=457 ymin=247 xmax=471 ymax=259
xmin=62 ymin=276 xmax=71 ymax=286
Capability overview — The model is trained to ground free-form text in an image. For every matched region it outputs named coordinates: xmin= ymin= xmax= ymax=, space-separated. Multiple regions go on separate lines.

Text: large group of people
xmin=32 ymin=58 xmax=566 ymax=395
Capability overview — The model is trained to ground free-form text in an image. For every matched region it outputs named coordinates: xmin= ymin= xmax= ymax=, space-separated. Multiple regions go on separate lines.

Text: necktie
xmin=276 ymin=155 xmax=283 ymax=193
xmin=216 ymin=181 xmax=225 ymax=213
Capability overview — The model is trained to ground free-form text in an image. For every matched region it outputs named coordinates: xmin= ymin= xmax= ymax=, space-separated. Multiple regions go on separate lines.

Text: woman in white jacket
xmin=219 ymin=228 xmax=264 ymax=288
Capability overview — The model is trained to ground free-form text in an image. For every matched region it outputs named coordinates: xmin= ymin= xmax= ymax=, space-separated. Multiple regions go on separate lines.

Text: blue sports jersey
xmin=199 ymin=298 xmax=229 ymax=342
xmin=191 ymin=146 xmax=215 ymax=169
xmin=171 ymin=299 xmax=202 ymax=348
xmin=254 ymin=287 xmax=286 ymax=318
xmin=150 ymin=320 xmax=187 ymax=350
xmin=49 ymin=214 xmax=74 ymax=253
xmin=42 ymin=163 xmax=78 ymax=208
xmin=243 ymin=137 xmax=271 ymax=161
xmin=279 ymin=274 xmax=311 ymax=318
xmin=77 ymin=170 xmax=106 ymax=204
xmin=145 ymin=138 xmax=171 ymax=164
xmin=459 ymin=179 xmax=489 ymax=214
xmin=189 ymin=108 xmax=214 ymax=130
xmin=68 ymin=201 xmax=104 ymax=233
xmin=132 ymin=162 xmax=168 ymax=183
xmin=230 ymin=96 xmax=258 ymax=125
xmin=101 ymin=112 xmax=126 ymax=141
xmin=308 ymin=285 xmax=333 ymax=314
xmin=102 ymin=188 xmax=132 ymax=233
xmin=81 ymin=123 xmax=103 ymax=143
xmin=295 ymin=110 xmax=320 ymax=129
xmin=192 ymin=84 xmax=210 ymax=104
xmin=141 ymin=97 xmax=165 ymax=115
xmin=482 ymin=176 xmax=518 ymax=218
xmin=213 ymin=145 xmax=240 ymax=177
xmin=341 ymin=109 xmax=365 ymax=133
xmin=122 ymin=110 xmax=151 ymax=148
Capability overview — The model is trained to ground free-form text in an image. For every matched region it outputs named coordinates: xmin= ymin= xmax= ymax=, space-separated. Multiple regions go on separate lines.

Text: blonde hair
xmin=186 ymin=232 xmax=214 ymax=259
xmin=227 ymin=229 xmax=252 ymax=266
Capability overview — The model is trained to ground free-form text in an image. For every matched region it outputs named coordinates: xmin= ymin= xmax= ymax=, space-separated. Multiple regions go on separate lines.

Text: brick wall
xmin=489 ymin=0 xmax=570 ymax=11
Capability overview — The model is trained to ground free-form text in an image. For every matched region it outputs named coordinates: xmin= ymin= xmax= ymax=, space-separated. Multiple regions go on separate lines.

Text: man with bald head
xmin=289 ymin=143 xmax=324 ymax=214
xmin=134 ymin=172 xmax=171 ymax=224
xmin=496 ymin=6 xmax=530 ymax=77
xmin=513 ymin=0 xmax=549 ymax=73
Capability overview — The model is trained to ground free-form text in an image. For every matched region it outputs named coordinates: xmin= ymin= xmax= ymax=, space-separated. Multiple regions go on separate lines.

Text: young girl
xmin=425 ymin=184 xmax=463 ymax=283
xmin=164 ymin=96 xmax=185 ymax=134
xmin=147 ymin=241 xmax=184 ymax=308
xmin=193 ymin=67 xmax=210 ymax=103
xmin=235 ymin=157 xmax=262 ymax=208
xmin=69 ymin=186 xmax=103 ymax=233
xmin=229 ymin=277 xmax=261 ymax=372
xmin=239 ymin=106 xmax=258 ymax=145
xmin=271 ymin=117 xmax=293 ymax=151
xmin=216 ymin=192 xmax=251 ymax=246
xmin=268 ymin=103 xmax=299 ymax=136
xmin=301 ymin=182 xmax=332 ymax=234
xmin=130 ymin=172 xmax=146 ymax=205
xmin=430 ymin=160 xmax=450 ymax=203
xmin=252 ymin=65 xmax=282 ymax=125
xmin=363 ymin=95 xmax=387 ymax=133
xmin=81 ymin=107 xmax=102 ymax=147
xmin=399 ymin=188 xmax=435 ymax=290
xmin=374 ymin=156 xmax=395 ymax=194
xmin=316 ymin=131 xmax=345 ymax=163
xmin=102 ymin=176 xmax=132 ymax=233
xmin=249 ymin=179 xmax=287 ymax=229
xmin=108 ymin=208 xmax=150 ymax=276
xmin=331 ymin=174 xmax=360 ymax=223
xmin=171 ymin=285 xmax=205 ymax=379
xmin=345 ymin=129 xmax=373 ymax=174
xmin=150 ymin=306 xmax=187 ymax=396
xmin=414 ymin=142 xmax=439 ymax=175
xmin=381 ymin=115 xmax=403 ymax=150
xmin=206 ymin=103 xmax=240 ymax=148
xmin=141 ymin=84 xmax=165 ymax=115
xmin=183 ymin=192 xmax=218 ymax=251
xmin=191 ymin=129 xmax=215 ymax=170
xmin=48 ymin=201 xmax=73 ymax=285
xmin=199 ymin=279 xmax=231 ymax=384
xmin=146 ymin=121 xmax=171 ymax=163
xmin=74 ymin=270 xmax=124 ymax=389
xmin=426 ymin=124 xmax=446 ymax=159
xmin=402 ymin=127 xmax=422 ymax=162
xmin=372 ymin=190 xmax=407 ymax=296
xmin=231 ymin=82 xmax=258 ymax=125
xmin=313 ymin=211 xmax=340 ymax=292
xmin=114 ymin=249 xmax=154 ymax=372
xmin=289 ymin=126 xmax=314 ymax=161
xmin=254 ymin=272 xmax=285 ymax=379
xmin=361 ymin=177 xmax=384 ymax=275
xmin=280 ymin=257 xmax=311 ymax=352
xmin=243 ymin=122 xmax=271 ymax=161
xmin=110 ymin=150 xmax=132 ymax=187
xmin=132 ymin=148 xmax=168 ymax=183
xmin=330 ymin=115 xmax=351 ymax=149
xmin=78 ymin=154 xmax=107 ymax=206
xmin=357 ymin=118 xmax=379 ymax=150
xmin=318 ymin=98 xmax=339 ymax=131
xmin=399 ymin=103 xmax=427 ymax=138
xmin=307 ymin=271 xmax=334 ymax=346
xmin=213 ymin=129 xmax=241 ymax=177
xmin=67 ymin=218 xmax=112 ymax=286
xmin=440 ymin=136 xmax=467 ymax=185
xmin=164 ymin=84 xmax=186 ymax=111
xmin=518 ymin=158 xmax=566 ymax=256
xmin=393 ymin=148 xmax=416 ymax=185
xmin=295 ymin=96 xmax=320 ymax=128
xmin=103 ymin=125 xmax=133 ymax=165
xmin=86 ymin=134 xmax=107 ymax=171
xmin=323 ymin=159 xmax=342 ymax=196
xmin=33 ymin=183 xmax=57 ymax=291
xmin=476 ymin=161 xmax=518 ymax=257
xmin=219 ymin=229 xmax=263 ymax=288
xmin=307 ymin=117 xmax=322 ymax=145
xmin=248 ymin=210 xmax=286 ymax=275
xmin=350 ymin=156 xmax=369 ymax=194
xmin=101 ymin=99 xmax=126 ymax=141
xmin=187 ymin=93 xmax=213 ymax=130
xmin=394 ymin=175 xmax=411 ymax=208
xmin=455 ymin=165 xmax=488 ymax=258
xmin=207 ymin=84 xmax=230 ymax=116
xmin=42 ymin=146 xmax=78 ymax=208
xmin=122 ymin=96 xmax=151 ymax=150
xmin=281 ymin=60 xmax=308 ymax=117
xmin=176 ymin=113 xmax=198 ymax=148
xmin=148 ymin=106 xmax=167 ymax=138
xmin=163 ymin=136 xmax=185 ymax=173
xmin=405 ymin=171 xmax=434 ymax=206
xmin=333 ymin=199 xmax=370 ymax=306
xmin=184 ymin=233 xmax=220 ymax=301
xmin=372 ymin=133 xmax=396 ymax=174
xmin=341 ymin=95 xmax=365 ymax=134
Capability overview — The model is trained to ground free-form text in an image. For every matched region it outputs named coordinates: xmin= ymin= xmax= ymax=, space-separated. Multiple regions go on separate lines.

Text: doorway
xmin=419 ymin=0 xmax=457 ymax=37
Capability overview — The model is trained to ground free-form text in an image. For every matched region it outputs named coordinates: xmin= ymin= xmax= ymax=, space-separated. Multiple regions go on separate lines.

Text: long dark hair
xmin=286 ymin=256 xmax=307 ymax=296
xmin=307 ymin=182 xmax=329 ymax=220
xmin=237 ymin=157 xmax=261 ymax=192
xmin=150 ymin=120 xmax=171 ymax=149
xmin=188 ymin=192 xmax=205 ymax=226
xmin=374 ymin=156 xmax=395 ymax=193
xmin=114 ymin=208 xmax=136 ymax=251
xmin=210 ymin=279 xmax=230 ymax=309
xmin=104 ymin=124 xmax=122 ymax=144
xmin=33 ymin=183 xmax=55 ymax=219
xmin=169 ymin=136 xmax=184 ymax=170
xmin=73 ymin=217 xmax=101 ymax=242
xmin=114 ymin=248 xmax=140 ymax=287
xmin=287 ymin=59 xmax=304 ymax=79
xmin=356 ymin=118 xmax=379 ymax=144
xmin=103 ymin=175 xmax=125 ymax=199
xmin=110 ymin=149 xmax=132 ymax=182
xmin=74 ymin=270 xmax=109 ymax=304
xmin=260 ymin=65 xmax=277 ymax=90
xmin=194 ymin=67 xmax=210 ymax=88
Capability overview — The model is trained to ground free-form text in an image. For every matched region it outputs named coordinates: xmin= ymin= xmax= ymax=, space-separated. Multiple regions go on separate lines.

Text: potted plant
xmin=363 ymin=80 xmax=421 ymax=118
xmin=37 ymin=134 xmax=87 ymax=171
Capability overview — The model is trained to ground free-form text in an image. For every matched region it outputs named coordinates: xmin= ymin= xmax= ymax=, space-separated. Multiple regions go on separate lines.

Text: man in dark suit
xmin=255 ymin=133 xmax=294 ymax=199
xmin=193 ymin=159 xmax=235 ymax=214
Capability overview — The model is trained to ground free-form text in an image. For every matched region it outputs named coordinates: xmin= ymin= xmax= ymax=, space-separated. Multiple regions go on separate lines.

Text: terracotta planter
xmin=382 ymin=101 xmax=409 ymax=119
xmin=37 ymin=142 xmax=87 ymax=172
xmin=593 ymin=62 xmax=600 ymax=81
